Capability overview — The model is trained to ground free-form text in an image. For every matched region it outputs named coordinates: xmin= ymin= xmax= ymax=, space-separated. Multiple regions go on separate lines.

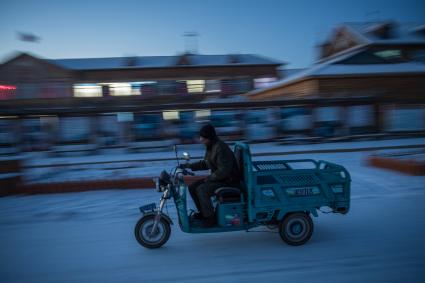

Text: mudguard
xmin=278 ymin=209 xmax=318 ymax=221
xmin=141 ymin=211 xmax=174 ymax=226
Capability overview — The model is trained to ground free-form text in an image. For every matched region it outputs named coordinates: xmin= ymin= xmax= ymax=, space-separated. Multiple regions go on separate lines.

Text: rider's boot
xmin=201 ymin=216 xmax=216 ymax=228
xmin=190 ymin=212 xmax=203 ymax=220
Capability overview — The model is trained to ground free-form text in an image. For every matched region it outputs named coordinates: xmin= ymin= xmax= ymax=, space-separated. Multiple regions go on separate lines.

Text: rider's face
xmin=199 ymin=136 xmax=210 ymax=146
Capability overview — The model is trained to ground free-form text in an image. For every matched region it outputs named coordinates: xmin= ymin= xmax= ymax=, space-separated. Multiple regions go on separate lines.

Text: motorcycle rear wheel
xmin=279 ymin=212 xmax=313 ymax=246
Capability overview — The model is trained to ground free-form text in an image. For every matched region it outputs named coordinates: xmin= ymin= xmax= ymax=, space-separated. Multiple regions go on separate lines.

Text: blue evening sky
xmin=0 ymin=0 xmax=424 ymax=68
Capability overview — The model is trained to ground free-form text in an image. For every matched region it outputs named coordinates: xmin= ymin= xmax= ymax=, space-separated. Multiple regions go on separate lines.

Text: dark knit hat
xmin=199 ymin=124 xmax=217 ymax=140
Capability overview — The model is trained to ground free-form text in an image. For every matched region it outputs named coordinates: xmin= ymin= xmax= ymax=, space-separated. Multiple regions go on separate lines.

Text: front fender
xmin=141 ymin=211 xmax=174 ymax=226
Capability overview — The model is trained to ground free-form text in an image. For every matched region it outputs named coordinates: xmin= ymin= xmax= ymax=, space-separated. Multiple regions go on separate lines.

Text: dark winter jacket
xmin=189 ymin=138 xmax=241 ymax=184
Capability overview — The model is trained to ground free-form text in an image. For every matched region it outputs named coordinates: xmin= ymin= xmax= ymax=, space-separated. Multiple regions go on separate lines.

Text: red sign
xmin=0 ymin=85 xmax=17 ymax=99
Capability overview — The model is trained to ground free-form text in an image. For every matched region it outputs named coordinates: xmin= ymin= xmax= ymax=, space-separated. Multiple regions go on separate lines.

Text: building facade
xmin=0 ymin=52 xmax=283 ymax=149
xmin=247 ymin=21 xmax=425 ymax=100
xmin=0 ymin=52 xmax=282 ymax=101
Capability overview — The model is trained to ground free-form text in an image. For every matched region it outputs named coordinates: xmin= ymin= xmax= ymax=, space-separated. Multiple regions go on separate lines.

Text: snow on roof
xmin=280 ymin=68 xmax=306 ymax=77
xmin=247 ymin=48 xmax=367 ymax=96
xmin=46 ymin=54 xmax=282 ymax=70
xmin=343 ymin=22 xmax=425 ymax=45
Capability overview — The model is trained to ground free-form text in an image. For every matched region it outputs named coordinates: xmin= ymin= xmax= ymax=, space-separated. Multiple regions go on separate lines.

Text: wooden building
xmin=0 ymin=52 xmax=282 ymax=101
xmin=246 ymin=21 xmax=425 ymax=100
xmin=0 ymin=52 xmax=282 ymax=148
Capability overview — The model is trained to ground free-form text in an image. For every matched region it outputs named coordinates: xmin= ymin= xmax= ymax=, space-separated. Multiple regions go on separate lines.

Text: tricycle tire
xmin=279 ymin=212 xmax=313 ymax=246
xmin=135 ymin=214 xmax=171 ymax=249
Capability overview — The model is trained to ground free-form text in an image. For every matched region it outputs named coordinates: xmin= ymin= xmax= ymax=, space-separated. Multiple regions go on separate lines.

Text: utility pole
xmin=183 ymin=32 xmax=199 ymax=54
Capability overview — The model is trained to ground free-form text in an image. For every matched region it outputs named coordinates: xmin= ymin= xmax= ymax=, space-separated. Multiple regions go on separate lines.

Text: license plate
xmin=286 ymin=187 xmax=320 ymax=197
xmin=139 ymin=203 xmax=156 ymax=213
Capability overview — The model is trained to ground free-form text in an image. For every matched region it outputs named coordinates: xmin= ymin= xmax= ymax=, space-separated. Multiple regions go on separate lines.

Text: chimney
xmin=228 ymin=54 xmax=240 ymax=64
xmin=124 ymin=56 xmax=138 ymax=67
xmin=183 ymin=32 xmax=199 ymax=54
xmin=366 ymin=22 xmax=396 ymax=39
xmin=318 ymin=41 xmax=333 ymax=59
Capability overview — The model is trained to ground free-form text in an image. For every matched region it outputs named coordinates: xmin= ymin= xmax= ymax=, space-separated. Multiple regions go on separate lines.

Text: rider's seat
xmin=214 ymin=187 xmax=241 ymax=203
xmin=213 ymin=145 xmax=245 ymax=203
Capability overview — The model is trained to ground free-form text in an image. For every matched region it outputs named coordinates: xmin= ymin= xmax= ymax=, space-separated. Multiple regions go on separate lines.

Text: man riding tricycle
xmin=134 ymin=125 xmax=351 ymax=248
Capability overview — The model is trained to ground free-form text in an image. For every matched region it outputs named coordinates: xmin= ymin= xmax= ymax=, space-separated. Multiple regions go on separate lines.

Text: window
xmin=162 ymin=111 xmax=180 ymax=120
xmin=254 ymin=77 xmax=277 ymax=89
xmin=0 ymin=118 xmax=17 ymax=144
xmin=140 ymin=82 xmax=158 ymax=96
xmin=158 ymin=80 xmax=177 ymax=96
xmin=73 ymin=84 xmax=102 ymax=97
xmin=222 ymin=79 xmax=252 ymax=94
xmin=98 ymin=82 xmax=147 ymax=96
xmin=59 ymin=117 xmax=90 ymax=142
xmin=205 ymin=80 xmax=221 ymax=93
xmin=195 ymin=109 xmax=211 ymax=118
xmin=116 ymin=112 xmax=134 ymax=122
xmin=373 ymin=50 xmax=403 ymax=61
xmin=186 ymin=80 xmax=205 ymax=93
xmin=108 ymin=83 xmax=132 ymax=96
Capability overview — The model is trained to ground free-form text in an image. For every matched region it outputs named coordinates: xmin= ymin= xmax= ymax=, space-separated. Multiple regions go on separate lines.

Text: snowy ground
xmin=1 ymin=146 xmax=425 ymax=282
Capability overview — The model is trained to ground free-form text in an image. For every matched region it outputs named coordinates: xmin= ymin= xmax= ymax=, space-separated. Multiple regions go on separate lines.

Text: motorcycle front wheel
xmin=134 ymin=214 xmax=171 ymax=249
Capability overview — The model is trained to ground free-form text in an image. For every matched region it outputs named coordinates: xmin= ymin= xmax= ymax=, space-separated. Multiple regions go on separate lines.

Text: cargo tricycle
xmin=134 ymin=142 xmax=350 ymax=248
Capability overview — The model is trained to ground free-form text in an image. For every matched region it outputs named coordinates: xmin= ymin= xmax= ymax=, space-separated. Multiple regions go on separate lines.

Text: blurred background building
xmin=0 ymin=52 xmax=283 ymax=151
xmin=0 ymin=21 xmax=424 ymax=154
xmin=0 ymin=52 xmax=281 ymax=100
xmin=247 ymin=21 xmax=425 ymax=99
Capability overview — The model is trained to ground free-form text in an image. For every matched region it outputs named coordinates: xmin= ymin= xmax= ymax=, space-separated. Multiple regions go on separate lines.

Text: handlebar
xmin=175 ymin=167 xmax=195 ymax=177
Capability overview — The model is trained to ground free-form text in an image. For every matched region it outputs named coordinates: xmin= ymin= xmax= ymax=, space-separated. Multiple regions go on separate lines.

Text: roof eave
xmin=61 ymin=63 xmax=283 ymax=72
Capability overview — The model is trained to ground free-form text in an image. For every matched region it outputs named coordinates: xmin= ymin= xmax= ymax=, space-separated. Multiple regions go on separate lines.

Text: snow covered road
xmin=1 ymin=150 xmax=425 ymax=282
